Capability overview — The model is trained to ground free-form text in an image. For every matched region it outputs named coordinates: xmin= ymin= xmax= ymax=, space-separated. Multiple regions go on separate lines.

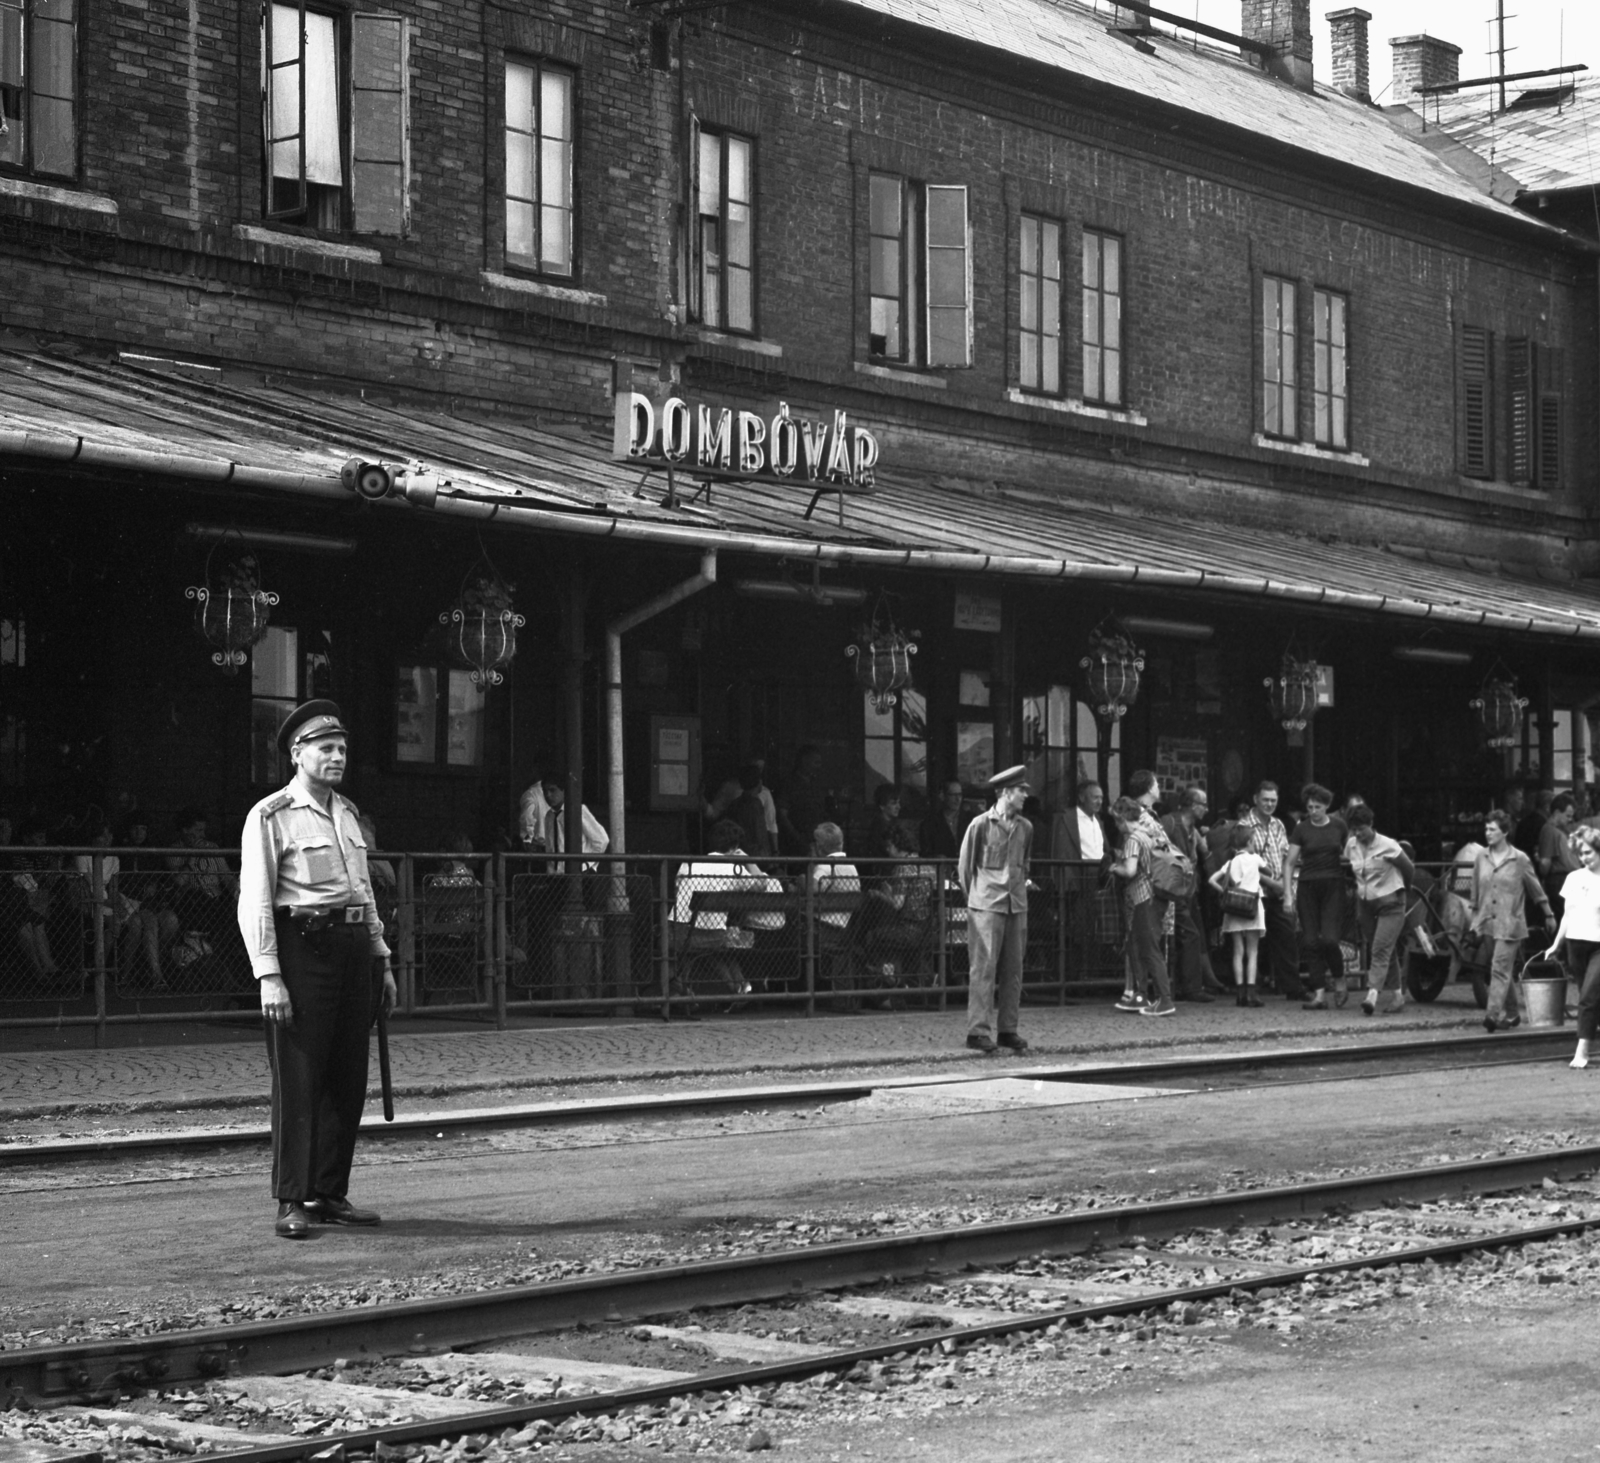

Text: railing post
xmin=1056 ymin=871 xmax=1068 ymax=1004
xmin=936 ymin=862 xmax=949 ymax=1012
xmin=92 ymin=851 xmax=107 ymax=1048
xmin=657 ymin=858 xmax=673 ymax=1019
xmin=398 ymin=854 xmax=415 ymax=1015
xmin=490 ymin=852 xmax=507 ymax=1030
xmin=802 ymin=862 xmax=816 ymax=1018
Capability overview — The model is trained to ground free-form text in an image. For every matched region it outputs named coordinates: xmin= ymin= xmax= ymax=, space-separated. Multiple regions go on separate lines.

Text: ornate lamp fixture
xmin=1265 ymin=652 xmax=1320 ymax=732
xmin=441 ymin=548 xmax=526 ymax=688
xmin=1080 ymin=616 xmax=1145 ymax=720
xmin=1471 ymin=666 xmax=1528 ymax=749
xmin=185 ymin=540 xmax=278 ymax=674
xmin=846 ymin=595 xmax=919 ymax=713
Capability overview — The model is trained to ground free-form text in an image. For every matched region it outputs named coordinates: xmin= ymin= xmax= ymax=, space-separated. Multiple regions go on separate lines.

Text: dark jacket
xmin=920 ymin=807 xmax=969 ymax=861
xmin=1049 ymin=805 xmax=1118 ymax=882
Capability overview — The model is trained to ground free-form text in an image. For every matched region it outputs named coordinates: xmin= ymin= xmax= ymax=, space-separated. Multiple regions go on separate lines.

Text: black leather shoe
xmin=966 ymin=1033 xmax=998 ymax=1054
xmin=275 ymin=1202 xmax=311 ymax=1239
xmin=997 ymin=1031 xmax=1030 ymax=1053
xmin=307 ymin=1195 xmax=381 ymax=1226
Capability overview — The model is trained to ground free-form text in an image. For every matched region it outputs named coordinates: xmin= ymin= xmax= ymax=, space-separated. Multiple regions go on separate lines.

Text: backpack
xmin=1149 ymin=845 xmax=1196 ymax=902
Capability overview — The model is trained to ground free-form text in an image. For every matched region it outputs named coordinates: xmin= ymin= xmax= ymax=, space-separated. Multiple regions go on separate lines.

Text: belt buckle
xmin=343 ymin=906 xmax=365 ymax=926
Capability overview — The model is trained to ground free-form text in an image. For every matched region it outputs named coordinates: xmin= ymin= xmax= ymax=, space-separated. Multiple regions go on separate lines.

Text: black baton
xmin=377 ymin=1001 xmax=395 ymax=1122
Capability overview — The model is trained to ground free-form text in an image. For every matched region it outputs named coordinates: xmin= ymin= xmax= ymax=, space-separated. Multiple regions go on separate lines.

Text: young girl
xmin=1210 ymin=823 xmax=1266 ymax=1007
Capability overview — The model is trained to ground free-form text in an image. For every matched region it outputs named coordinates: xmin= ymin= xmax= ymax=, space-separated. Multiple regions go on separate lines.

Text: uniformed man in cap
xmin=238 ymin=700 xmax=395 ymax=1239
xmin=956 ymin=765 xmax=1033 ymax=1055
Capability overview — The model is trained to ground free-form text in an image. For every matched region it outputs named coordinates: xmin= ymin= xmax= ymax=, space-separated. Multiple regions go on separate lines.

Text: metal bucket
xmin=1521 ymin=959 xmax=1568 ymax=1028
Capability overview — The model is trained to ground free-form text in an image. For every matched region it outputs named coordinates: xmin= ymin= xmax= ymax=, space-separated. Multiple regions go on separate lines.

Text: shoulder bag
xmin=1149 ymin=844 xmax=1196 ymax=903
xmin=1219 ymin=861 xmax=1261 ymax=919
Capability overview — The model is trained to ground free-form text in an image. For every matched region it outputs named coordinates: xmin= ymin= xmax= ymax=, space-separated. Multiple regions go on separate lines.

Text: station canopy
xmin=3 ymin=343 xmax=1599 ymax=642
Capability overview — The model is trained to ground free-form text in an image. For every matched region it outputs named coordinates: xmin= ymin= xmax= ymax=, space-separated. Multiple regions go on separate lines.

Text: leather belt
xmin=275 ymin=905 xmax=366 ymax=934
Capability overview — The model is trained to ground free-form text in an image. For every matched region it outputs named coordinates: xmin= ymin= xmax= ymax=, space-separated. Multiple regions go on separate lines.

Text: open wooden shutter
xmin=1460 ymin=325 xmax=1491 ymax=479
xmin=1536 ymin=344 xmax=1563 ymax=490
xmin=264 ymin=1 xmax=308 ymax=218
xmin=1507 ymin=335 xmax=1533 ymax=486
xmin=684 ymin=112 xmax=699 ymax=319
xmin=351 ymin=14 xmax=407 ymax=235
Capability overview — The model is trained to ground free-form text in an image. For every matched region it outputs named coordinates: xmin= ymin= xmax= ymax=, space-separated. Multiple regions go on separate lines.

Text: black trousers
xmin=1262 ymin=893 xmax=1304 ymax=998
xmin=266 ymin=915 xmax=378 ymax=1202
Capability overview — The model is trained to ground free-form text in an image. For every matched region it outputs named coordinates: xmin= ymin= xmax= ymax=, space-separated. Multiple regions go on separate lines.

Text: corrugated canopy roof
xmin=821 ymin=0 xmax=1536 ymax=225
xmin=1420 ymin=74 xmax=1600 ymax=195
xmin=3 ymin=345 xmax=1599 ymax=641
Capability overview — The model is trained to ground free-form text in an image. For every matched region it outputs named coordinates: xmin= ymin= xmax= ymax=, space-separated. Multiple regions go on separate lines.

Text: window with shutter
xmin=352 ymin=15 xmax=408 ymax=236
xmin=1507 ymin=336 xmax=1533 ymax=486
xmin=0 ymin=0 xmax=77 ymax=179
xmin=1536 ymin=344 xmax=1563 ymax=490
xmin=867 ymin=175 xmax=970 ymax=369
xmin=1460 ymin=325 xmax=1491 ymax=479
xmin=506 ymin=58 xmax=575 ymax=277
xmin=690 ymin=127 xmax=754 ymax=333
xmin=1261 ymin=276 xmax=1297 ymax=439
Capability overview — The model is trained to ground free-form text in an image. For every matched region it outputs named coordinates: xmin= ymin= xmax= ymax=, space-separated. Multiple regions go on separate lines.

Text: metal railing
xmin=0 ymin=849 xmax=1129 ymax=1033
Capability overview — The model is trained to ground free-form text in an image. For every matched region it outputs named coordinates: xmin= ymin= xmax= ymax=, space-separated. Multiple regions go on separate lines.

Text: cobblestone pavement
xmin=0 ymin=986 xmax=1495 ymax=1120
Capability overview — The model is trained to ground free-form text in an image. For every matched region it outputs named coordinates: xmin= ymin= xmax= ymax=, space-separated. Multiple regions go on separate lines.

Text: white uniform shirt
xmin=238 ymin=782 xmax=389 ymax=978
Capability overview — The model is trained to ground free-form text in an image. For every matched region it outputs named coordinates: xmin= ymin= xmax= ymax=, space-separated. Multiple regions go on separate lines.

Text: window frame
xmin=504 ymin=55 xmax=575 ymax=280
xmin=1261 ymin=274 xmax=1298 ymax=440
xmin=1081 ymin=228 xmax=1124 ymax=407
xmin=250 ymin=625 xmax=334 ymax=787
xmin=262 ymin=2 xmax=410 ymax=237
xmin=863 ymin=686 xmax=929 ymax=818
xmin=393 ymin=661 xmax=489 ymax=774
xmin=0 ymin=0 xmax=78 ymax=182
xmin=690 ymin=123 xmax=755 ymax=334
xmin=1311 ymin=286 xmax=1349 ymax=450
xmin=1018 ymin=212 xmax=1063 ymax=397
xmin=868 ymin=171 xmax=970 ymax=369
xmin=1459 ymin=324 xmax=1493 ymax=479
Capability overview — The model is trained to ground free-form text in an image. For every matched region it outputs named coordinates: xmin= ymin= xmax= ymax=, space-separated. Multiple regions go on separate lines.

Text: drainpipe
xmin=605 ymin=549 xmax=717 ymax=854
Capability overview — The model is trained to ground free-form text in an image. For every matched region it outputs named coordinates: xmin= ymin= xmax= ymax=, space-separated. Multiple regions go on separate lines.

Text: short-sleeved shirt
xmin=1242 ymin=809 xmax=1290 ymax=881
xmin=1290 ymin=815 xmax=1349 ymax=881
xmin=1558 ymin=867 xmax=1600 ymax=942
xmin=1346 ymin=832 xmax=1407 ymax=902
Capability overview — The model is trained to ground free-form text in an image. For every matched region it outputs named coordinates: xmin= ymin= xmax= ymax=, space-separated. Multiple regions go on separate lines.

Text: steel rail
xmin=7 ymin=1142 xmax=1598 ymax=1403
xmin=0 ymin=1029 xmax=1567 ymax=1165
xmin=144 ymin=1213 xmax=1600 ymax=1463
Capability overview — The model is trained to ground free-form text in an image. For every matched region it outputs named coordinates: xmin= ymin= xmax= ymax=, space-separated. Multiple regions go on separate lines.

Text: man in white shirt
xmin=531 ymin=774 xmax=609 ymax=863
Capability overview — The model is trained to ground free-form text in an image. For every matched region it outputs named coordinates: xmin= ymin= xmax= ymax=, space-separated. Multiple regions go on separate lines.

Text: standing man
xmin=957 ymin=766 xmax=1033 ymax=1055
xmin=1240 ymin=780 xmax=1304 ymax=1000
xmin=1162 ymin=783 xmax=1224 ymax=1002
xmin=1537 ymin=792 xmax=1580 ymax=916
xmin=921 ymin=778 xmax=970 ymax=861
xmin=1051 ymin=778 xmax=1122 ymax=968
xmin=238 ymin=700 xmax=395 ymax=1241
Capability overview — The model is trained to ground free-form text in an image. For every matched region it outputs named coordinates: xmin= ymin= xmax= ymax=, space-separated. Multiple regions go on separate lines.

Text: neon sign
xmin=613 ymin=393 xmax=879 ymax=491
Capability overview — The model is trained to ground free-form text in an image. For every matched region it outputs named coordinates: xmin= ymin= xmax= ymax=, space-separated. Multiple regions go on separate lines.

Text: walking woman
xmin=1469 ymin=808 xmax=1554 ymax=1033
xmin=1287 ymin=782 xmax=1349 ymax=1009
xmin=1209 ymin=822 xmax=1266 ymax=1006
xmin=1345 ymin=805 xmax=1414 ymax=1016
xmin=1542 ymin=825 xmax=1600 ymax=1067
xmin=1110 ymin=796 xmax=1175 ymax=1018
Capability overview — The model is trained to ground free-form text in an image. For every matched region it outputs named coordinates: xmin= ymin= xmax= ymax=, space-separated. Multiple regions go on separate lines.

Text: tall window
xmin=505 ymin=59 xmax=573 ymax=277
xmin=1021 ymin=685 xmax=1121 ymax=817
xmin=251 ymin=626 xmax=334 ymax=785
xmin=264 ymin=4 xmax=409 ymax=234
xmin=1459 ymin=324 xmax=1492 ymax=479
xmin=1261 ymin=275 xmax=1297 ymax=438
xmin=869 ymin=173 xmax=970 ymax=368
xmin=1019 ymin=214 xmax=1061 ymax=395
xmin=864 ymin=688 xmax=927 ymax=813
xmin=1312 ymin=288 xmax=1348 ymax=449
xmin=0 ymin=0 xmax=76 ymax=179
xmin=692 ymin=127 xmax=753 ymax=332
xmin=1081 ymin=230 xmax=1122 ymax=406
xmin=396 ymin=665 xmax=486 ymax=769
xmin=1507 ymin=338 xmax=1563 ymax=490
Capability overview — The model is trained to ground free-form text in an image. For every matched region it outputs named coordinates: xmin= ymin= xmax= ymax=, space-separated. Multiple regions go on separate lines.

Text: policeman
xmin=238 ymin=699 xmax=396 ymax=1239
xmin=956 ymin=765 xmax=1033 ymax=1056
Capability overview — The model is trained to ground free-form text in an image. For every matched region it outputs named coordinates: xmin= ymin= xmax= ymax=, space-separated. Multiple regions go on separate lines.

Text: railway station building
xmin=2 ymin=0 xmax=1598 ymax=877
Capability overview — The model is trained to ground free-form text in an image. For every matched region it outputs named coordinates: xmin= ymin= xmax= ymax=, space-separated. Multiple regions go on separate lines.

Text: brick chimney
xmin=1242 ymin=0 xmax=1314 ymax=92
xmin=1326 ymin=8 xmax=1371 ymax=102
xmin=1390 ymin=33 xmax=1461 ymax=103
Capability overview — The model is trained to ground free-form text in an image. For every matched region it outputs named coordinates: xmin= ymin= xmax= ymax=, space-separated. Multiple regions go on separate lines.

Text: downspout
xmin=605 ymin=549 xmax=717 ymax=854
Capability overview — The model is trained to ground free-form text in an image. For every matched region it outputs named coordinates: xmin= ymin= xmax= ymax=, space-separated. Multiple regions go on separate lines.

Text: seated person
xmin=672 ymin=820 xmax=785 ymax=988
xmin=807 ymin=822 xmax=860 ymax=978
xmin=851 ymin=825 xmax=937 ymax=983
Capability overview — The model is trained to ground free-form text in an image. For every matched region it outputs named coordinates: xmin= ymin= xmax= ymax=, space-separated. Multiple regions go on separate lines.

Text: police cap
xmin=277 ymin=699 xmax=348 ymax=757
xmin=988 ymin=764 xmax=1030 ymax=791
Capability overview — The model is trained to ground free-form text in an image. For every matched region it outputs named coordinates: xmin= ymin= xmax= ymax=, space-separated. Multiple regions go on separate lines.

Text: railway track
xmin=7 ymin=1141 xmax=1598 ymax=1461
xmin=0 ymin=1028 xmax=1568 ymax=1166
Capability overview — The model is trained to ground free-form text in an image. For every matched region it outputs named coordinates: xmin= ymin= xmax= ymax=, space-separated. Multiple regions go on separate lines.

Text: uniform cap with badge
xmin=987 ymin=765 xmax=1030 ymax=791
xmin=277 ymin=699 xmax=348 ymax=757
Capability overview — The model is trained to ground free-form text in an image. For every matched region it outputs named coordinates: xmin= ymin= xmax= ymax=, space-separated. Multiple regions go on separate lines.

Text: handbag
xmin=1220 ymin=885 xmax=1261 ymax=918
xmin=1149 ymin=845 xmax=1196 ymax=903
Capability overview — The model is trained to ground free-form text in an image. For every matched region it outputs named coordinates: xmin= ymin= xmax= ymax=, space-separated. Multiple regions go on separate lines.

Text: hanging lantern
xmin=1471 ymin=674 xmax=1527 ymax=749
xmin=441 ymin=554 xmax=526 ymax=688
xmin=1265 ymin=654 xmax=1320 ymax=732
xmin=1079 ymin=617 xmax=1145 ymax=720
xmin=185 ymin=547 xmax=278 ymax=674
xmin=846 ymin=596 xmax=919 ymax=713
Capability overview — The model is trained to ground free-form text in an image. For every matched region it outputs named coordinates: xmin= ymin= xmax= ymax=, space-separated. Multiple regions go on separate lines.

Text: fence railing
xmin=0 ymin=849 xmax=1130 ymax=1031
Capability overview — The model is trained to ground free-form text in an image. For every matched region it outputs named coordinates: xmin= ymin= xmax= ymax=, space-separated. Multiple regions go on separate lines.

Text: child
xmin=1210 ymin=823 xmax=1266 ymax=1007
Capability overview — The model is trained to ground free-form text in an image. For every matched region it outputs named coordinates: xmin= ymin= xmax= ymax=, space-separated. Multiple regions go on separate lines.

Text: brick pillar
xmin=1326 ymin=7 xmax=1371 ymax=102
xmin=1240 ymin=0 xmax=1314 ymax=92
xmin=1389 ymin=32 xmax=1461 ymax=103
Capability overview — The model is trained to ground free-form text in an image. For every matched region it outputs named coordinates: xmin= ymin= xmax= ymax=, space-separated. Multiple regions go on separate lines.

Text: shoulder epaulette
xmin=261 ymin=792 xmax=295 ymax=816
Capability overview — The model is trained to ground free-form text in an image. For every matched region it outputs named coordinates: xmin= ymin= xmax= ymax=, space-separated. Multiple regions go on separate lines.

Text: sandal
xmin=1333 ymin=978 xmax=1348 ymax=1008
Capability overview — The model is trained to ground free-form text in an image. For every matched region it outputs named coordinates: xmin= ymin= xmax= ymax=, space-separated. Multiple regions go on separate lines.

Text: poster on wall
xmin=1156 ymin=736 xmax=1209 ymax=798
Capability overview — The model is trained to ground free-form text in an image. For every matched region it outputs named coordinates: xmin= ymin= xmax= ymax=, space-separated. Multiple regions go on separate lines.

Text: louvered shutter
xmin=1460 ymin=325 xmax=1491 ymax=479
xmin=351 ymin=14 xmax=408 ymax=236
xmin=1507 ymin=336 xmax=1533 ymax=486
xmin=1536 ymin=344 xmax=1563 ymax=490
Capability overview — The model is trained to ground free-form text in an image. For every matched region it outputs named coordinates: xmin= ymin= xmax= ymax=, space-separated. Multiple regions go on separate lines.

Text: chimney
xmin=1326 ymin=8 xmax=1371 ymax=102
xmin=1389 ymin=33 xmax=1462 ymax=103
xmin=1241 ymin=0 xmax=1314 ymax=92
